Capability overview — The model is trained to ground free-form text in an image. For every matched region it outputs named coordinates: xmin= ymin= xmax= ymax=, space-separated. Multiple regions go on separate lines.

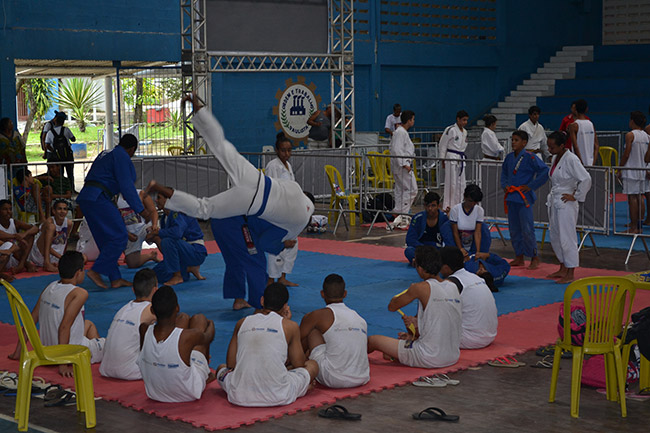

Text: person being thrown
xmin=217 ymin=282 xmax=319 ymax=407
xmin=367 ymin=245 xmax=462 ymax=369
xmin=299 ymin=274 xmax=370 ymax=388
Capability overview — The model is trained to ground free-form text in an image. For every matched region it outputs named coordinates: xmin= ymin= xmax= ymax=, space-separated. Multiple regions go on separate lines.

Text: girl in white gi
xmin=147 ymin=93 xmax=313 ymax=257
xmin=265 ymin=133 xmax=299 ymax=287
xmin=620 ymin=111 xmax=649 ymax=234
xmin=439 ymin=110 xmax=469 ymax=211
xmin=389 ymin=110 xmax=417 ymax=225
xmin=367 ymin=245 xmax=462 ymax=369
xmin=481 ymin=115 xmax=504 ymax=160
xmin=546 ymin=131 xmax=591 ymax=284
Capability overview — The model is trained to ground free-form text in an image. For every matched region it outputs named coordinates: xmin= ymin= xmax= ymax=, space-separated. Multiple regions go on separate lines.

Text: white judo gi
xmin=481 ymin=127 xmax=504 ymax=160
xmin=264 ymin=157 xmax=298 ymax=278
xmin=165 ymin=109 xmax=314 ymax=243
xmin=439 ymin=123 xmax=468 ymax=210
xmin=389 ymin=125 xmax=418 ymax=214
xmin=518 ymin=119 xmax=549 ymax=161
xmin=547 ymin=151 xmax=591 ymax=269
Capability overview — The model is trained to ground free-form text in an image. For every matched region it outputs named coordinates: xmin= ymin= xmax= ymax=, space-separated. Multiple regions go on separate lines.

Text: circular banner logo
xmin=274 ymin=76 xmax=321 ymax=143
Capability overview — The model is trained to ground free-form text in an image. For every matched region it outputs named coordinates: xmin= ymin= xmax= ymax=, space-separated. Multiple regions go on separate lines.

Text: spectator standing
xmin=384 ymin=103 xmax=402 ymax=136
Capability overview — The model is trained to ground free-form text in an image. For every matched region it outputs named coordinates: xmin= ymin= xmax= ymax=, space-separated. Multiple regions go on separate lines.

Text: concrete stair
xmin=487 ymin=45 xmax=594 ymax=131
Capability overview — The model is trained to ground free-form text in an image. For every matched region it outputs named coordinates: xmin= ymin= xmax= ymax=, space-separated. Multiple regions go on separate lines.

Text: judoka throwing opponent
xmin=146 ymin=94 xmax=314 ymax=299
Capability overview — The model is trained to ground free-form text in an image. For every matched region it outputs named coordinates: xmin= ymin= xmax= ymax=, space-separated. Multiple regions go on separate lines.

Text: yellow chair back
xmin=167 ymin=146 xmax=184 ymax=156
xmin=599 ymin=146 xmax=618 ymax=167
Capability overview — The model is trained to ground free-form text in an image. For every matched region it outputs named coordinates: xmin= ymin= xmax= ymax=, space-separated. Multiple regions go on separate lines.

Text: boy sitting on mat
xmin=367 ymin=245 xmax=462 ymax=368
xmin=439 ymin=246 xmax=498 ymax=349
xmin=100 ymin=268 xmax=158 ymax=380
xmin=9 ymin=251 xmax=105 ymax=376
xmin=217 ymin=282 xmax=319 ymax=406
xmin=299 ymin=274 xmax=370 ymax=388
xmin=137 ymin=285 xmax=215 ymax=402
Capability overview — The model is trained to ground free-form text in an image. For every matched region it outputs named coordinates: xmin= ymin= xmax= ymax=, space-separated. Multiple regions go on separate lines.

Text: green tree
xmin=56 ymin=78 xmax=103 ymax=132
xmin=18 ymin=78 xmax=54 ymax=143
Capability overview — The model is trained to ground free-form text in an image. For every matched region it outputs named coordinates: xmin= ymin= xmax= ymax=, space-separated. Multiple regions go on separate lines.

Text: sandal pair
xmin=488 ymin=356 xmax=526 ymax=368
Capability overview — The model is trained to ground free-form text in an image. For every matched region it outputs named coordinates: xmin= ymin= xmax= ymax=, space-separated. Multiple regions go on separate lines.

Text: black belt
xmin=484 ymin=155 xmax=500 ymax=161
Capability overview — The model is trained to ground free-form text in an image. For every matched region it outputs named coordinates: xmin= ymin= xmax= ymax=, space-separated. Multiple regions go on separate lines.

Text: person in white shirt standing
xmin=384 ymin=103 xmax=402 ymax=136
xmin=481 ymin=115 xmax=504 ymax=160
xmin=299 ymin=274 xmax=370 ymax=388
xmin=569 ymin=99 xmax=599 ymax=166
xmin=389 ymin=110 xmax=417 ymax=227
xmin=518 ymin=106 xmax=549 ymax=161
xmin=545 ymin=131 xmax=592 ymax=284
xmin=265 ymin=133 xmax=299 ymax=287
xmin=43 ymin=111 xmax=77 ymax=192
xmin=439 ymin=110 xmax=469 ymax=211
xmin=620 ymin=111 xmax=649 ymax=234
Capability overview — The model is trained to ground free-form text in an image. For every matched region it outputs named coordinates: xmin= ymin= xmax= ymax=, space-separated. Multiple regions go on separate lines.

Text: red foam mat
xmin=4 ymin=290 xmax=650 ymax=431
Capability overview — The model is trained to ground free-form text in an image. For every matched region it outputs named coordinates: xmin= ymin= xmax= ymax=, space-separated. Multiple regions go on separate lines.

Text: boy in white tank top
xmin=368 ymin=246 xmax=462 ymax=369
xmin=9 ymin=251 xmax=105 ymax=376
xmin=0 ymin=199 xmax=38 ymax=279
xmin=217 ymin=283 xmax=319 ymax=406
xmin=100 ymin=268 xmax=158 ymax=380
xmin=621 ymin=111 xmax=650 ymax=233
xmin=28 ymin=199 xmax=72 ymax=272
xmin=299 ymin=274 xmax=369 ymax=388
xmin=569 ymin=99 xmax=599 ymax=166
xmin=137 ymin=285 xmax=215 ymax=402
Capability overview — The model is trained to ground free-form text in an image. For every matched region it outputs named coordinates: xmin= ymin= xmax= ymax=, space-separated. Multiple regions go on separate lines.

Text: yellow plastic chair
xmin=324 ymin=165 xmax=359 ymax=226
xmin=599 ymin=146 xmax=618 ymax=167
xmin=381 ymin=149 xmax=394 ymax=188
xmin=366 ymin=151 xmax=382 ymax=188
xmin=1 ymin=279 xmax=96 ymax=431
xmin=167 ymin=146 xmax=184 ymax=156
xmin=352 ymin=153 xmax=363 ymax=191
xmin=622 ymin=338 xmax=649 ymax=391
xmin=549 ymin=276 xmax=636 ymax=418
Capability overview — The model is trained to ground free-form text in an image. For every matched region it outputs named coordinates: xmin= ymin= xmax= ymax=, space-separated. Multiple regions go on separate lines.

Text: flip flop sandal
xmin=639 ymin=387 xmax=650 ymax=396
xmin=43 ymin=385 xmax=65 ymax=402
xmin=317 ymin=405 xmax=361 ymax=420
xmin=412 ymin=376 xmax=447 ymax=388
xmin=488 ymin=356 xmax=526 ymax=368
xmin=531 ymin=355 xmax=554 ymax=369
xmin=412 ymin=407 xmax=459 ymax=422
xmin=0 ymin=372 xmax=18 ymax=393
xmin=44 ymin=391 xmax=76 ymax=407
xmin=433 ymin=374 xmax=460 ymax=386
xmin=535 ymin=345 xmax=572 ymax=359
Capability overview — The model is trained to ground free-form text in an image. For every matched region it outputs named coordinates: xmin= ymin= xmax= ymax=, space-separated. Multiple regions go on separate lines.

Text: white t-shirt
xmin=309 ymin=303 xmax=369 ymax=388
xmin=385 ymin=114 xmax=401 ymax=133
xmin=100 ymin=300 xmax=151 ymax=380
xmin=449 ymin=203 xmax=484 ymax=250
xmin=451 ymin=269 xmax=498 ymax=349
xmin=39 ymin=281 xmax=85 ymax=347
xmin=44 ymin=125 xmax=75 ymax=146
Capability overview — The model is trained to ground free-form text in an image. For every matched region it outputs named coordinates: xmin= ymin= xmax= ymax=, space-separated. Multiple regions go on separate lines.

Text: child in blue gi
xmin=500 ymin=130 xmax=549 ymax=269
xmin=404 ymin=192 xmax=448 ymax=265
xmin=464 ymin=252 xmax=511 ymax=292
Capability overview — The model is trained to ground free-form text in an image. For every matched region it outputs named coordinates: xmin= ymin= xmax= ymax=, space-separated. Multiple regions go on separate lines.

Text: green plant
xmin=56 ymin=78 xmax=103 ymax=132
xmin=169 ymin=110 xmax=183 ymax=131
xmin=19 ymin=78 xmax=55 ymax=142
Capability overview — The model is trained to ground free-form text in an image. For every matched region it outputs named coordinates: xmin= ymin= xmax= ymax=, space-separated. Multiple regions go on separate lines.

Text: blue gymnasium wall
xmin=0 ymin=0 xmax=180 ymax=122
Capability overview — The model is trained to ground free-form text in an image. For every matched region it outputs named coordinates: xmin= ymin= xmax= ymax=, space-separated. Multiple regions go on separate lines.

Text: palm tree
xmin=56 ymin=78 xmax=103 ymax=132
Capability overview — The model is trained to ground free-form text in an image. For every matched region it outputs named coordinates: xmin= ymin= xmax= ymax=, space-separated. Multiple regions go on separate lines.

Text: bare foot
xmin=111 ymin=278 xmax=132 ymax=288
xmin=43 ymin=263 xmax=58 ymax=273
xmin=556 ymin=276 xmax=574 ymax=284
xmin=164 ymin=275 xmax=184 ymax=286
xmin=25 ymin=262 xmax=38 ymax=273
xmin=546 ymin=271 xmax=565 ymax=279
xmin=0 ymin=272 xmax=15 ymax=282
xmin=206 ymin=371 xmax=217 ymax=384
xmin=233 ymin=298 xmax=252 ymax=310
xmin=87 ymin=269 xmax=108 ymax=289
xmin=382 ymin=353 xmax=397 ymax=362
xmin=188 ymin=266 xmax=206 ymax=280
xmin=528 ymin=257 xmax=540 ymax=270
xmin=278 ymin=277 xmax=298 ymax=287
xmin=509 ymin=258 xmax=525 ymax=267
xmin=146 ymin=251 xmax=161 ymax=263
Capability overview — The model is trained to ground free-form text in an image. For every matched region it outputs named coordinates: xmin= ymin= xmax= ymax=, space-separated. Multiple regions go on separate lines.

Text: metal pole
xmin=104 ymin=77 xmax=114 ymax=150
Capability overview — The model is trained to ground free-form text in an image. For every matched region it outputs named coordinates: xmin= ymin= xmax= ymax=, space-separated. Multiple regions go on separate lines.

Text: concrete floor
xmin=2 ymin=215 xmax=649 ymax=432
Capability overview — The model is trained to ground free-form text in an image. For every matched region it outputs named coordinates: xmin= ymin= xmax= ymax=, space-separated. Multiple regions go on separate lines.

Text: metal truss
xmin=329 ymin=0 xmax=355 ymax=148
xmin=207 ymin=52 xmax=341 ymax=72
xmin=180 ymin=0 xmax=210 ymax=153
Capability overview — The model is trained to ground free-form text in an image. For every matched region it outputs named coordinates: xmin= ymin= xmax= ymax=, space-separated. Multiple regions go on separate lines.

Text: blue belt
xmin=253 ymin=176 xmax=272 ymax=217
xmin=447 ymin=149 xmax=466 ymax=176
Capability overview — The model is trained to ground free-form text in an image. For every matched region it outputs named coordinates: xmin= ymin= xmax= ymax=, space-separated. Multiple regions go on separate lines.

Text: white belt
xmin=187 ymin=239 xmax=205 ymax=246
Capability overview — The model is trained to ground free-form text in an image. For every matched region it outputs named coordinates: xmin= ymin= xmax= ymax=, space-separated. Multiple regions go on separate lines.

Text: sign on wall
xmin=273 ymin=76 xmax=322 ymax=144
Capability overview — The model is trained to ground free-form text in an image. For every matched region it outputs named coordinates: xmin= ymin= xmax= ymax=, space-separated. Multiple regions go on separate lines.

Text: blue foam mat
xmin=1 ymin=251 xmax=564 ymax=368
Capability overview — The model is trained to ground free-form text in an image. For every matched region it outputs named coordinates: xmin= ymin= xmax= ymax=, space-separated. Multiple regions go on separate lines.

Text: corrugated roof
xmin=14 ymin=59 xmax=179 ymax=78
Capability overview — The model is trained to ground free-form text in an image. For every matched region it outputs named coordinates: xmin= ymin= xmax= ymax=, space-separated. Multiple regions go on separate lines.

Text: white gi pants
xmin=443 ymin=157 xmax=466 ymax=211
xmin=392 ymin=162 xmax=418 ymax=214
xmin=548 ymin=200 xmax=579 ymax=268
xmin=267 ymin=239 xmax=298 ymax=278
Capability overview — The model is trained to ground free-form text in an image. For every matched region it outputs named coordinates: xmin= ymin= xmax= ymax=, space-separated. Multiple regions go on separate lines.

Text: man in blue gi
xmin=150 ymin=193 xmax=207 ymax=286
xmin=404 ymin=191 xmax=448 ymax=265
xmin=464 ymin=252 xmax=511 ymax=292
xmin=500 ymin=130 xmax=549 ymax=270
xmin=210 ymin=215 xmax=286 ymax=310
xmin=77 ymin=134 xmax=149 ymax=288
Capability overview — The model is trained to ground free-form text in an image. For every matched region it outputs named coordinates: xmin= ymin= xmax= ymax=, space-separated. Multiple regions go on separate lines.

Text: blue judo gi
xmin=404 ymin=210 xmax=448 ymax=263
xmin=153 ymin=211 xmax=207 ymax=283
xmin=440 ymin=220 xmax=492 ymax=256
xmin=464 ymin=253 xmax=511 ymax=288
xmin=77 ymin=146 xmax=143 ymax=282
xmin=211 ymin=215 xmax=286 ymax=309
xmin=500 ymin=150 xmax=549 ymax=258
